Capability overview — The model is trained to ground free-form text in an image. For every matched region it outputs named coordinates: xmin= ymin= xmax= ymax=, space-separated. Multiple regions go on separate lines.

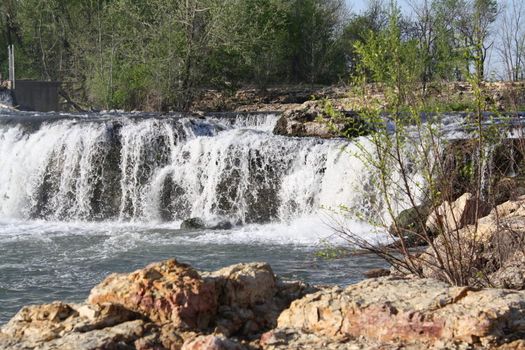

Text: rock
xmin=260 ymin=328 xmax=393 ymax=350
xmin=421 ymin=195 xmax=525 ymax=286
xmin=426 ymin=193 xmax=489 ymax=235
xmin=363 ymin=268 xmax=391 ymax=278
xmin=182 ymin=334 xmax=246 ymax=350
xmin=211 ymin=262 xmax=277 ymax=308
xmin=181 ymin=217 xmax=206 ymax=230
xmin=206 ymin=262 xmax=282 ymax=336
xmin=210 ymin=220 xmax=234 ymax=230
xmin=0 ymin=302 xmax=145 ymax=350
xmin=389 ymin=204 xmax=431 ymax=246
xmin=273 ymin=101 xmax=371 ymax=139
xmin=88 ymin=259 xmax=217 ymax=329
xmin=41 ymin=320 xmax=146 ymax=350
xmin=493 ymin=177 xmax=525 ymax=205
xmin=277 ymin=277 xmax=525 ymax=348
xmin=134 ymin=324 xmax=199 ymax=350
xmin=489 ymin=250 xmax=525 ymax=290
xmin=181 ymin=218 xmax=234 ymax=230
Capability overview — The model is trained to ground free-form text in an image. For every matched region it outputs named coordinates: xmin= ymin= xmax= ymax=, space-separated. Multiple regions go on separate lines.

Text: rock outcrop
xmin=2 ymin=259 xmax=525 ymax=350
xmin=421 ymin=194 xmax=525 ymax=288
xmin=88 ymin=259 xmax=218 ymax=329
xmin=1 ymin=259 xmax=311 ymax=350
xmin=272 ymin=277 xmax=525 ymax=349
xmin=273 ymin=100 xmax=371 ymax=138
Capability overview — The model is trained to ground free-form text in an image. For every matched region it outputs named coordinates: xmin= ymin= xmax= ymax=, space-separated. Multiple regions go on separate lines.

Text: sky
xmin=346 ymin=0 xmax=368 ymax=13
xmin=346 ymin=0 xmax=412 ymax=14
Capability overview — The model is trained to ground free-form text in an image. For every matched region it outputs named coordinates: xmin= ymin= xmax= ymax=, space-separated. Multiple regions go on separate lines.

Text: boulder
xmin=210 ymin=262 xmax=277 ymax=308
xmin=420 ymin=195 xmax=525 ymax=286
xmin=88 ymin=259 xmax=218 ymax=329
xmin=204 ymin=262 xmax=313 ymax=336
xmin=273 ymin=101 xmax=371 ymax=139
xmin=389 ymin=204 xmax=431 ymax=246
xmin=0 ymin=302 xmax=145 ymax=350
xmin=181 ymin=218 xmax=234 ymax=230
xmin=426 ymin=193 xmax=489 ymax=235
xmin=277 ymin=277 xmax=525 ymax=348
xmin=181 ymin=217 xmax=206 ymax=230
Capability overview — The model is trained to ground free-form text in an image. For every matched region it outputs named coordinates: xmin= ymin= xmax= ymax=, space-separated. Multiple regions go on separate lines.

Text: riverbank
xmin=1 ymin=257 xmax=524 ymax=349
xmin=191 ymin=82 xmax=525 ymax=113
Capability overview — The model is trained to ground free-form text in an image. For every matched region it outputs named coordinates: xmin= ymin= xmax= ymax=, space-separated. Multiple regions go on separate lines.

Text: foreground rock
xmin=1 ymin=259 xmax=310 ymax=350
xmin=0 ymin=302 xmax=146 ymax=350
xmin=88 ymin=259 xmax=218 ymax=328
xmin=2 ymin=259 xmax=525 ymax=349
xmin=421 ymin=194 xmax=525 ymax=288
xmin=271 ymin=277 xmax=525 ymax=349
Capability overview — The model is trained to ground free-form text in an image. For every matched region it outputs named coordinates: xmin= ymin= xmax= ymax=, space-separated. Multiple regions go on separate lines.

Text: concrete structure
xmin=14 ymin=80 xmax=61 ymax=112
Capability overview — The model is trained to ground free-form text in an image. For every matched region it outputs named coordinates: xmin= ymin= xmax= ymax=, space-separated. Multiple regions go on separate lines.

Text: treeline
xmin=0 ymin=0 xmax=522 ymax=111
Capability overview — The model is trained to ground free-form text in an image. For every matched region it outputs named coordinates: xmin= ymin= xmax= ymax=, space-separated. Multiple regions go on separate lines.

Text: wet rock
xmin=211 ymin=220 xmax=234 ymax=230
xmin=273 ymin=101 xmax=371 ymax=139
xmin=181 ymin=217 xmax=206 ymax=230
xmin=277 ymin=277 xmax=525 ymax=348
xmin=181 ymin=218 xmax=234 ymax=230
xmin=88 ymin=259 xmax=218 ymax=329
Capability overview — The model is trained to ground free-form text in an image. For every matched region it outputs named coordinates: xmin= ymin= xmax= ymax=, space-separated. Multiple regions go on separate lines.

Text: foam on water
xmin=0 ymin=110 xmax=419 ymax=323
xmin=0 ymin=113 xmax=399 ymax=229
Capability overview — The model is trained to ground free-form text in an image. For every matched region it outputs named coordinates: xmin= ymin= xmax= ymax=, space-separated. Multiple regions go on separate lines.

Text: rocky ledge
xmin=2 ymin=259 xmax=525 ymax=350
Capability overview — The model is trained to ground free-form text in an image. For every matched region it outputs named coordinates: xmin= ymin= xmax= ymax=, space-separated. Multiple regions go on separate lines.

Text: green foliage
xmin=314 ymin=240 xmax=349 ymax=259
xmin=0 ymin=0 xmax=506 ymax=111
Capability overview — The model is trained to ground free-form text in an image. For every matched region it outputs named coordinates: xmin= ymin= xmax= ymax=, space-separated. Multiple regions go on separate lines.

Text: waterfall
xmin=0 ymin=89 xmax=13 ymax=108
xmin=0 ymin=112 xmax=395 ymax=225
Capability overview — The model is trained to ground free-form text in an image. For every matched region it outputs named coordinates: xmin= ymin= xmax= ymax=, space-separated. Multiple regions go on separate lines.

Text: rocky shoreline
xmin=2 ymin=255 xmax=524 ymax=349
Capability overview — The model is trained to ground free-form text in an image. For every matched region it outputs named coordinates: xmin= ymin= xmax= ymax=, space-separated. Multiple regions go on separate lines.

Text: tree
xmin=286 ymin=0 xmax=347 ymax=84
xmin=453 ymin=0 xmax=498 ymax=80
xmin=497 ymin=0 xmax=525 ymax=81
xmin=340 ymin=0 xmax=388 ymax=77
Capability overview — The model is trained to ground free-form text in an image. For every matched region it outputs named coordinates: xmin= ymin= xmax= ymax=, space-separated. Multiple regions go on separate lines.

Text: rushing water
xmin=0 ymin=110 xmax=392 ymax=324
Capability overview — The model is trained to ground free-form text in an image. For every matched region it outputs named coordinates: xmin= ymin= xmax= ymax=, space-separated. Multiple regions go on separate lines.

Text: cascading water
xmin=0 ymin=89 xmax=13 ymax=107
xmin=0 ymin=112 xmax=384 ymax=225
xmin=0 ymin=110 xmax=399 ymax=324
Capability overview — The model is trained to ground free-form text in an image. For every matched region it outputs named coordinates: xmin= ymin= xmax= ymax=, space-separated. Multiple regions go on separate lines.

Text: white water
xmin=0 ymin=111 xmax=410 ymax=323
xmin=0 ymin=113 xmax=391 ymax=229
xmin=0 ymin=89 xmax=13 ymax=108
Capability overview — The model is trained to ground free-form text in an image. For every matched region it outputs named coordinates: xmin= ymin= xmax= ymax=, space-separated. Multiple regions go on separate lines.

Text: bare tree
xmin=497 ymin=0 xmax=525 ymax=81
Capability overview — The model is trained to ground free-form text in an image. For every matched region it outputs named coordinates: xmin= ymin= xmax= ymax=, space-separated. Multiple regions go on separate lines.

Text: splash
xmin=0 ymin=112 xmax=391 ymax=225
